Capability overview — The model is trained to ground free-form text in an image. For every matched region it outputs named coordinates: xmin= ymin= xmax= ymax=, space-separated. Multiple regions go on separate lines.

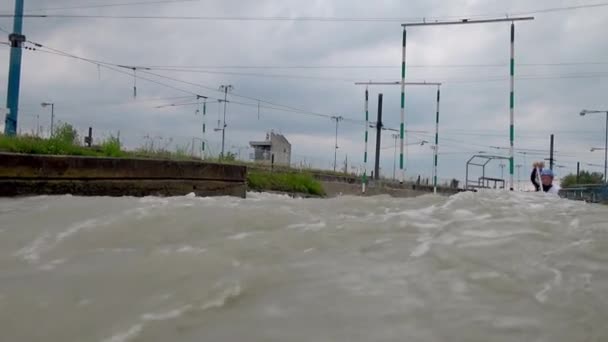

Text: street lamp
xmin=580 ymin=109 xmax=608 ymax=183
xmin=40 ymin=102 xmax=54 ymax=137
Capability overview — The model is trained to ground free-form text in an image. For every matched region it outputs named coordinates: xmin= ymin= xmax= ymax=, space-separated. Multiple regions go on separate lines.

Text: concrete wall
xmin=270 ymin=133 xmax=291 ymax=166
xmin=0 ymin=153 xmax=247 ymax=198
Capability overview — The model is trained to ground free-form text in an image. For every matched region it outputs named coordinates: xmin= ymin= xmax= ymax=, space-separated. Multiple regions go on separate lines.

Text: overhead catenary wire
xmin=24 ymin=42 xmax=351 ymax=119
xmin=26 ymin=40 xmax=383 ymax=130
xmin=4 ymin=2 xmax=608 ymax=21
xmin=137 ymin=62 xmax=608 ymax=70
xmin=22 ymin=42 xmax=608 ymax=86
xmin=20 ymin=0 xmax=199 ymax=12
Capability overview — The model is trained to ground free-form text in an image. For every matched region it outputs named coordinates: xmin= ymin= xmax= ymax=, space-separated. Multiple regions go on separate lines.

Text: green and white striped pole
xmin=362 ymin=87 xmax=369 ymax=193
xmin=433 ymin=85 xmax=441 ymax=194
xmin=400 ymin=27 xmax=407 ymax=183
xmin=509 ymin=22 xmax=515 ymax=191
xmin=196 ymin=95 xmax=207 ymax=159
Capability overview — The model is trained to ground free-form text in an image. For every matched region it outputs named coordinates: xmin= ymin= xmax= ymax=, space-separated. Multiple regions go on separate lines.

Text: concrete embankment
xmin=0 ymin=153 xmax=246 ymax=198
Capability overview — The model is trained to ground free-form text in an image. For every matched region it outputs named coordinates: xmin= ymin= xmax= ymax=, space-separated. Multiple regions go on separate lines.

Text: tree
xmin=561 ymin=170 xmax=604 ymax=188
xmin=52 ymin=122 xmax=79 ymax=145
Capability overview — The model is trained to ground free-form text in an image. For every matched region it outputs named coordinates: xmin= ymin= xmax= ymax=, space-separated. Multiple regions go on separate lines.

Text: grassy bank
xmin=247 ymin=171 xmax=325 ymax=197
xmin=0 ymin=129 xmax=195 ymax=161
xmin=0 ymin=134 xmax=118 ymax=157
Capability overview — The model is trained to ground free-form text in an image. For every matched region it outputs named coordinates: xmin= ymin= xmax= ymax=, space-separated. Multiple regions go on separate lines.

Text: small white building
xmin=249 ymin=131 xmax=291 ymax=166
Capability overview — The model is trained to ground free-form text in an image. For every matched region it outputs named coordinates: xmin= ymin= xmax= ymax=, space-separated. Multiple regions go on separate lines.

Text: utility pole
xmin=549 ymin=134 xmax=555 ymax=170
xmin=374 ymin=94 xmax=383 ymax=180
xmin=499 ymin=162 xmax=506 ymax=180
xmin=41 ymin=102 xmax=54 ymax=137
xmin=577 ymin=162 xmax=580 ymax=183
xmin=196 ymin=95 xmax=207 ymax=159
xmin=362 ymin=87 xmax=369 ymax=193
xmin=391 ymin=133 xmax=399 ymax=180
xmin=331 ymin=115 xmax=343 ymax=172
xmin=219 ymin=85 xmax=233 ymax=158
xmin=4 ymin=0 xmax=26 ymax=136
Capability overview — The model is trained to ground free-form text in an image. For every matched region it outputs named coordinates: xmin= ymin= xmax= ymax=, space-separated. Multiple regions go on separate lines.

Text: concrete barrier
xmin=0 ymin=153 xmax=247 ymax=198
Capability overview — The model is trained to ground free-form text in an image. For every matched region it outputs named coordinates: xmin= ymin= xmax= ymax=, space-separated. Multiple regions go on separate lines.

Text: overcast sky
xmin=1 ymin=0 xmax=608 ymax=186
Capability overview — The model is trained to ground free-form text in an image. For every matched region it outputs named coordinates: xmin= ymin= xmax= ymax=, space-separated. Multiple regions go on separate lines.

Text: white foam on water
xmin=101 ymin=324 xmax=143 ymax=342
xmin=400 ymin=205 xmax=436 ymax=220
xmin=227 ymin=232 xmax=256 ymax=240
xmin=410 ymin=240 xmax=431 ymax=258
xmin=15 ymin=216 xmax=117 ymax=263
xmin=96 ymin=248 xmax=137 ymax=254
xmin=286 ymin=221 xmax=326 ymax=232
xmin=160 ymin=245 xmax=207 ymax=255
xmin=535 ymin=268 xmax=563 ymax=303
xmin=138 ymin=197 xmax=170 ymax=205
xmin=14 ymin=232 xmax=51 ymax=262
xmin=457 ymin=237 xmax=516 ymax=249
xmin=141 ymin=305 xmax=193 ymax=321
xmin=569 ymin=218 xmax=581 ymax=230
xmin=491 ymin=316 xmax=540 ymax=329
xmin=461 ymin=229 xmax=546 ymax=239
xmin=200 ymin=283 xmax=242 ymax=311
xmin=39 ymin=258 xmax=67 ymax=271
xmin=56 ymin=219 xmax=99 ymax=242
xmin=451 ymin=209 xmax=475 ymax=219
xmin=176 ymin=245 xmax=207 ymax=254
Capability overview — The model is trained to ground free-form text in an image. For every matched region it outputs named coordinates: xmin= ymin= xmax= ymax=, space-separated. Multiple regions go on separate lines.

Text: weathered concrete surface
xmin=0 ymin=153 xmax=246 ymax=198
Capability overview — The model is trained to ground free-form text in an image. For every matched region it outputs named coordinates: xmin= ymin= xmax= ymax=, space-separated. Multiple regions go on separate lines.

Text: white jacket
xmin=545 ymin=184 xmax=560 ymax=195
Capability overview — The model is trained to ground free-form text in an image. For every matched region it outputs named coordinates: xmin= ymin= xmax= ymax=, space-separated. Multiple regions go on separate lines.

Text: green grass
xmin=0 ymin=134 xmax=102 ymax=156
xmin=247 ymin=171 xmax=326 ymax=197
xmin=0 ymin=134 xmax=197 ymax=160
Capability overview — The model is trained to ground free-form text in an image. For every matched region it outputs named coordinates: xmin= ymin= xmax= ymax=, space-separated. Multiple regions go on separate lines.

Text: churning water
xmin=1 ymin=191 xmax=607 ymax=342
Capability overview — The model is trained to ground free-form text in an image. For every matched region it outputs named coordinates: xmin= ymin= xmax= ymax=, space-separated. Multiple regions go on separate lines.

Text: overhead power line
xmin=139 ymin=62 xmax=608 ymax=70
xmin=25 ymin=40 xmax=369 ymax=125
xmin=3 ymin=2 xmax=608 ymax=21
xmin=20 ymin=0 xmax=199 ymax=12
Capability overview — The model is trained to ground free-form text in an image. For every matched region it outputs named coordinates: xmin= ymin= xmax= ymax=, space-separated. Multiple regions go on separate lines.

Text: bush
xmin=100 ymin=136 xmax=124 ymax=157
xmin=52 ymin=122 xmax=79 ymax=145
xmin=561 ymin=170 xmax=604 ymax=187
